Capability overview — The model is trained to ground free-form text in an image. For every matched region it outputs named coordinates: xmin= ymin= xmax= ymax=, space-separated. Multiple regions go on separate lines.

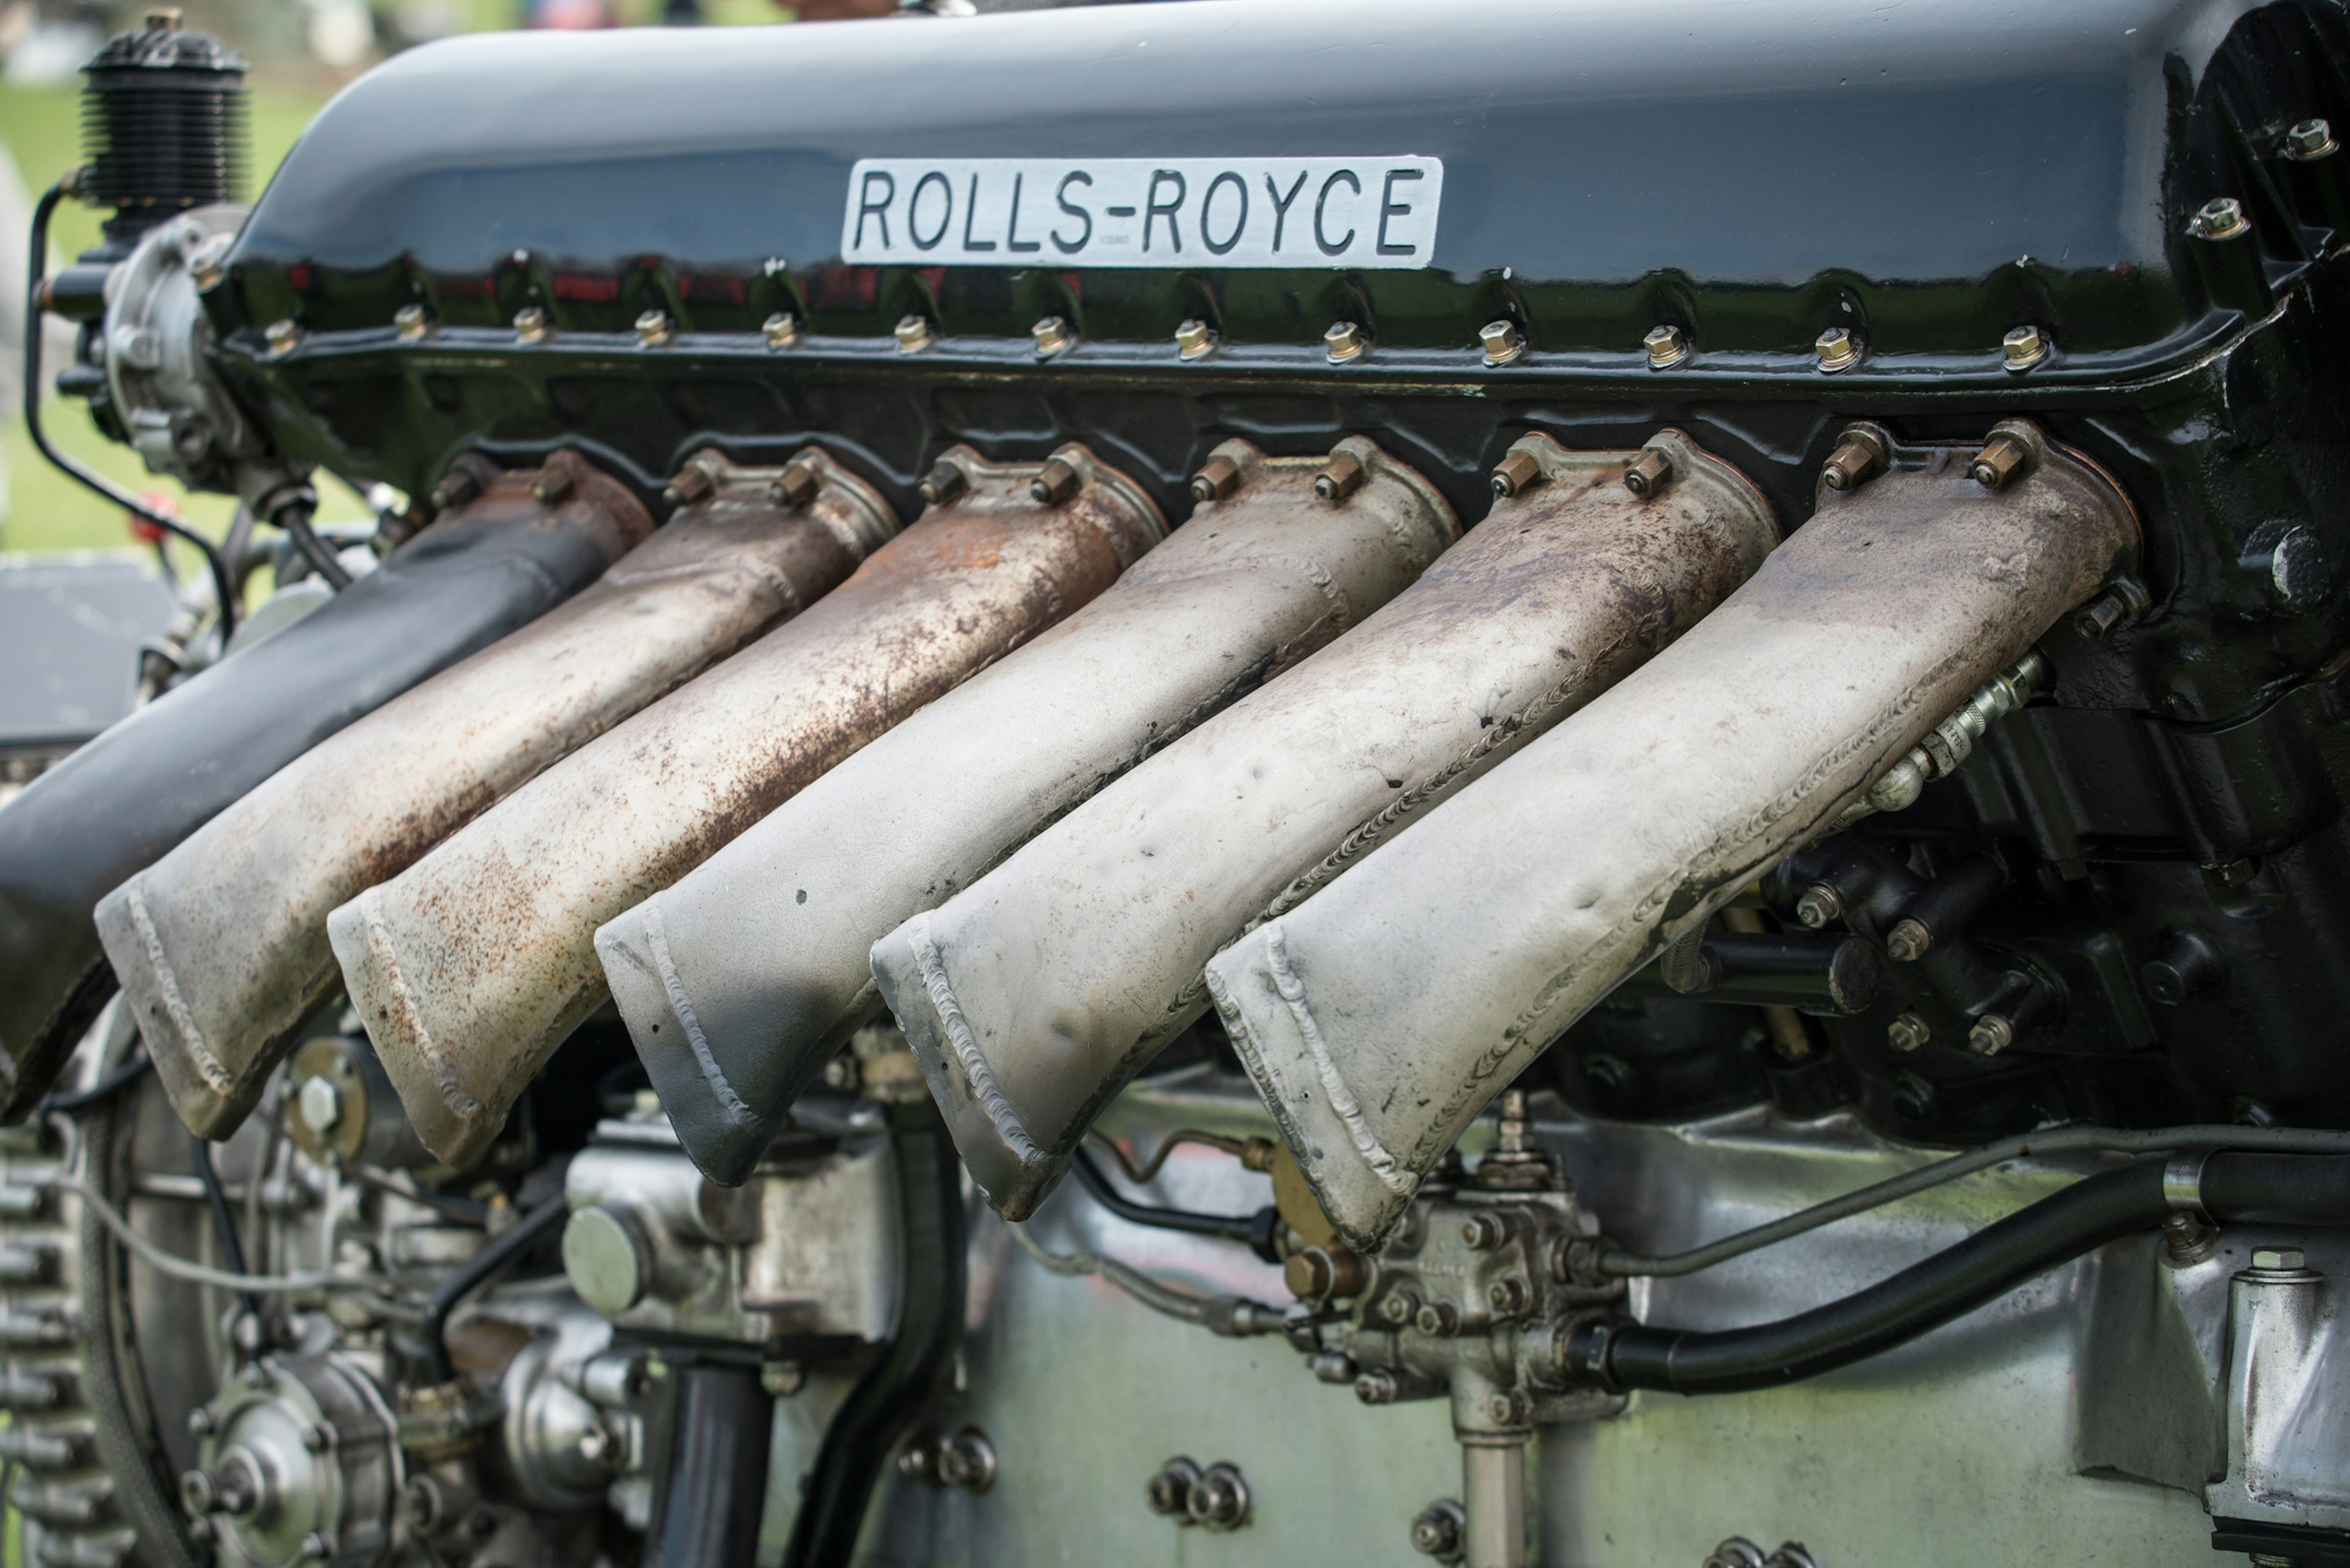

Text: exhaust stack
xmin=330 ymin=445 xmax=1162 ymax=1169
xmin=98 ymin=448 xmax=886 ymax=1140
xmin=600 ymin=438 xmax=1455 ymax=1186
xmin=0 ymin=450 xmax=647 ymax=1119
xmin=870 ymin=431 xmax=1778 ymax=1219
xmin=1207 ymin=421 xmax=2140 ymax=1250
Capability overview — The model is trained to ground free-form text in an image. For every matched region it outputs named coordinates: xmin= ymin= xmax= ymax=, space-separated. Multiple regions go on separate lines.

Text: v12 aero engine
xmin=7 ymin=1 xmax=2350 ymax=1566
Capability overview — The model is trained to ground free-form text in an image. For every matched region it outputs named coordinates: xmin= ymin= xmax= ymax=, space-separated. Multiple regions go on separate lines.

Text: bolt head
xmin=264 ymin=319 xmax=302 ymax=356
xmin=1325 ymin=320 xmax=1368 ymax=363
xmin=2002 ymin=324 xmax=2050 ymax=370
xmin=1174 ymin=318 xmax=1218 ymax=360
xmin=2288 ymin=118 xmax=2338 ymax=159
xmin=1031 ymin=315 xmax=1074 ymax=357
xmin=634 ymin=309 xmax=674 ymax=346
xmin=1887 ymin=1012 xmax=1932 ymax=1053
xmin=1814 ymin=326 xmax=1861 ymax=372
xmin=2193 ymin=197 xmax=2250 ymax=240
xmin=1478 ymin=319 xmax=1525 ymax=366
xmin=1644 ymin=323 xmax=1689 ymax=368
xmin=513 ymin=307 xmax=549 ymax=344
xmin=763 ymin=312 xmax=801 ymax=351
xmin=2251 ymin=1247 xmax=2308 ymax=1272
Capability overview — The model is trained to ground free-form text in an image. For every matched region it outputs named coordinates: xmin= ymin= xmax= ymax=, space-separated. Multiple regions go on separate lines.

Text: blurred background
xmin=0 ymin=0 xmax=893 ymax=567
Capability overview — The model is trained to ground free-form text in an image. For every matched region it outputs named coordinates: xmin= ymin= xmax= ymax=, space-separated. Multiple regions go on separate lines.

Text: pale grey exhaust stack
xmin=330 ymin=445 xmax=1162 ymax=1170
xmin=99 ymin=449 xmax=880 ymax=1140
xmin=871 ymin=430 xmax=1779 ymax=1220
xmin=1207 ymin=421 xmax=2141 ymax=1251
xmin=601 ymin=437 xmax=1455 ymax=1187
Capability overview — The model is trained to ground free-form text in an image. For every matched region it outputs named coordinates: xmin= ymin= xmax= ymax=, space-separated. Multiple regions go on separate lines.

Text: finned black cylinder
xmin=79 ymin=9 xmax=249 ymax=247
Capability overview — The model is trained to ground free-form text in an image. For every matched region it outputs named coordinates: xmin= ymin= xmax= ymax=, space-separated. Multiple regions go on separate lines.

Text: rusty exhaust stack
xmin=1207 ymin=421 xmax=2140 ymax=1251
xmin=97 ymin=448 xmax=890 ymax=1140
xmin=330 ymin=445 xmax=1163 ymax=1169
xmin=600 ymin=437 xmax=1455 ymax=1187
xmin=0 ymin=450 xmax=649 ymax=1119
xmin=869 ymin=430 xmax=1779 ymax=1220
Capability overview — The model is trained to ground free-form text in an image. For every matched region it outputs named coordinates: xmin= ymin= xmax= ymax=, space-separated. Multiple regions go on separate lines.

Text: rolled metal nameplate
xmin=605 ymin=436 xmax=1455 ymax=1187
xmin=1208 ymin=420 xmax=2140 ymax=1251
xmin=102 ymin=448 xmax=882 ymax=1141
xmin=332 ymin=444 xmax=1162 ymax=1170
xmin=0 ymin=450 xmax=647 ymax=1122
xmin=873 ymin=428 xmax=1778 ymax=1220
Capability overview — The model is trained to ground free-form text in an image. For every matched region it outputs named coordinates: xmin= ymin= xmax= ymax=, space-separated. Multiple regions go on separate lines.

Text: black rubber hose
xmin=37 ymin=1051 xmax=152 ymax=1116
xmin=190 ymin=1131 xmax=261 ymax=1330
xmin=23 ymin=178 xmax=239 ymax=638
xmin=644 ymin=1363 xmax=773 ymax=1568
xmin=271 ymin=493 xmax=351 ymax=589
xmin=1590 ymin=1152 xmax=2350 ymax=1395
xmin=783 ymin=1101 xmax=965 ymax=1567
xmin=410 ymin=1193 xmax=569 ymax=1386
xmin=1069 ymin=1146 xmax=1283 ymax=1263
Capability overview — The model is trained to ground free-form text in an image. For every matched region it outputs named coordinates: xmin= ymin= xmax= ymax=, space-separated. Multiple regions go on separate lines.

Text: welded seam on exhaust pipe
xmin=639 ymin=903 xmax=756 ymax=1130
xmin=1226 ymin=930 xmax=1406 ymax=1192
xmin=120 ymin=886 xmax=228 ymax=1096
xmin=350 ymin=889 xmax=487 ymax=1125
xmin=905 ymin=913 xmax=1046 ymax=1171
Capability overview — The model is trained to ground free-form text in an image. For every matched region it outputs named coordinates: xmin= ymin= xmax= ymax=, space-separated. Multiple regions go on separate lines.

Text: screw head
xmin=763 ymin=312 xmax=801 ymax=351
xmin=893 ymin=314 xmax=935 ymax=354
xmin=512 ymin=306 xmax=549 ymax=345
xmin=1478 ymin=319 xmax=1525 ymax=366
xmin=2002 ymin=324 xmax=2050 ymax=370
xmin=1174 ymin=318 xmax=1218 ymax=360
xmin=1644 ymin=323 xmax=1689 ymax=368
xmin=1031 ymin=315 xmax=1075 ymax=357
xmin=1325 ymin=320 xmax=1369 ymax=363
xmin=2251 ymin=1247 xmax=2308 ymax=1272
xmin=634 ymin=309 xmax=674 ymax=347
xmin=2192 ymin=197 xmax=2250 ymax=240
xmin=264 ymin=318 xmax=302 ymax=357
xmin=394 ymin=303 xmax=430 ymax=342
xmin=1814 ymin=326 xmax=1862 ymax=373
xmin=2288 ymin=118 xmax=2338 ymax=160
xmin=1887 ymin=1012 xmax=1932 ymax=1053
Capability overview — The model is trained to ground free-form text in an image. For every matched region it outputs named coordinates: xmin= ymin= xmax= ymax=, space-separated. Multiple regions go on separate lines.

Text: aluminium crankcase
xmin=0 ymin=450 xmax=649 ymax=1122
xmin=600 ymin=438 xmax=1457 ymax=1187
xmin=1207 ymin=420 xmax=2141 ymax=1250
xmin=97 ymin=448 xmax=891 ymax=1141
xmin=871 ymin=430 xmax=1779 ymax=1220
xmin=330 ymin=444 xmax=1163 ymax=1169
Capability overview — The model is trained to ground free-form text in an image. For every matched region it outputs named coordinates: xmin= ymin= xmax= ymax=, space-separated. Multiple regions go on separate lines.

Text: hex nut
xmin=1411 ymin=1499 xmax=1467 ymax=1561
xmin=1377 ymin=1290 xmax=1420 ymax=1327
xmin=1486 ymin=1275 xmax=1532 ymax=1316
xmin=1415 ymin=1301 xmax=1462 ymax=1337
xmin=1029 ymin=456 xmax=1081 ymax=506
xmin=512 ymin=306 xmax=550 ymax=345
xmin=1461 ymin=1212 xmax=1507 ymax=1250
xmin=1174 ymin=318 xmax=1219 ymax=360
xmin=1479 ymin=319 xmax=1526 ymax=366
xmin=1485 ymin=1388 xmax=1529 ymax=1425
xmin=1820 ymin=425 xmax=1890 ymax=493
xmin=1315 ymin=452 xmax=1367 ymax=502
xmin=1885 ymin=917 xmax=1932 ymax=963
xmin=1490 ymin=449 xmax=1542 ymax=499
xmin=1623 ymin=448 xmax=1674 ymax=498
xmin=1968 ymin=1014 xmax=2016 ymax=1056
xmin=2288 ymin=118 xmax=2338 ymax=160
xmin=1814 ymin=326 xmax=1862 ymax=373
xmin=1796 ymin=883 xmax=1844 ymax=928
xmin=1644 ymin=323 xmax=1690 ymax=368
xmin=1324 ymin=320 xmax=1369 ymax=363
xmin=1031 ymin=315 xmax=1075 ymax=357
xmin=1146 ymin=1457 xmax=1201 ymax=1517
xmin=296 ymin=1075 xmax=341 ymax=1134
xmin=937 ymin=1428 xmax=998 ymax=1494
xmin=893 ymin=313 xmax=935 ymax=354
xmin=1703 ymin=1540 xmax=1769 ymax=1568
xmin=1186 ymin=1463 xmax=1250 ymax=1531
xmin=531 ymin=466 xmax=576 ymax=507
xmin=763 ymin=312 xmax=801 ymax=350
xmin=1190 ymin=454 xmax=1241 ymax=502
xmin=2002 ymin=323 xmax=2050 ymax=371
xmin=917 ymin=460 xmax=969 ymax=507
xmin=1969 ymin=432 xmax=2029 ymax=490
xmin=2193 ymin=196 xmax=2250 ymax=240
xmin=634 ymin=309 xmax=674 ymax=347
xmin=1887 ymin=1012 xmax=1932 ymax=1053
xmin=769 ymin=461 xmax=819 ymax=511
xmin=264 ymin=318 xmax=302 ymax=357
xmin=2251 ymin=1247 xmax=2308 ymax=1272
xmin=394 ymin=303 xmax=431 ymax=342
xmin=1354 ymin=1368 xmax=1402 ymax=1404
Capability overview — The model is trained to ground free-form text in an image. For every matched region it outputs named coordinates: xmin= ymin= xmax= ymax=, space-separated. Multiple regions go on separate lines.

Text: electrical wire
xmin=24 ymin=176 xmax=239 ymax=639
xmin=1086 ymin=1127 xmax=1254 ymax=1185
xmin=50 ymin=1163 xmax=384 ymax=1296
xmin=190 ymin=1132 xmax=262 ymax=1328
xmin=411 ymin=1193 xmax=570 ymax=1386
xmin=1005 ymin=1220 xmax=1287 ymax=1336
xmin=1069 ymin=1146 xmax=1281 ymax=1261
xmin=1597 ymin=1122 xmax=2350 ymax=1279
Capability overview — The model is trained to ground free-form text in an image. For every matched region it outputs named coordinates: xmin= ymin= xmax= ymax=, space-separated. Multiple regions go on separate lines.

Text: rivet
xmin=394 ymin=304 xmax=431 ymax=343
xmin=2287 ymin=118 xmax=2338 ymax=161
xmin=768 ymin=461 xmax=819 ymax=511
xmin=634 ymin=309 xmax=674 ymax=347
xmin=1887 ymin=1012 xmax=1931 ymax=1053
xmin=1031 ymin=315 xmax=1075 ymax=358
xmin=1314 ymin=452 xmax=1366 ymax=502
xmin=2002 ymin=324 xmax=2050 ymax=371
xmin=917 ymin=460 xmax=969 ymax=507
xmin=1029 ymin=456 xmax=1080 ymax=506
xmin=1969 ymin=432 xmax=2029 ymax=490
xmin=1814 ymin=326 xmax=1862 ymax=373
xmin=2191 ymin=197 xmax=2249 ymax=241
xmin=1490 ymin=449 xmax=1542 ymax=499
xmin=893 ymin=314 xmax=935 ymax=354
xmin=1324 ymin=320 xmax=1368 ymax=364
xmin=1190 ymin=455 xmax=1241 ymax=503
xmin=264 ymin=318 xmax=302 ymax=357
xmin=513 ymin=306 xmax=550 ymax=345
xmin=1174 ymin=318 xmax=1219 ymax=361
xmin=763 ymin=312 xmax=802 ymax=351
xmin=1477 ymin=319 xmax=1525 ymax=367
xmin=1622 ymin=448 xmax=1673 ymax=498
xmin=1644 ymin=323 xmax=1690 ymax=369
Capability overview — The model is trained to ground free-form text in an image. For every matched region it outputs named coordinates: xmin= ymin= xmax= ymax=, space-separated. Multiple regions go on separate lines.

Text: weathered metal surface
xmin=1209 ymin=422 xmax=2141 ymax=1250
xmin=330 ymin=444 xmax=1163 ymax=1170
xmin=99 ymin=449 xmax=886 ymax=1142
xmin=602 ymin=437 xmax=1456 ymax=1187
xmin=871 ymin=430 xmax=1778 ymax=1220
xmin=0 ymin=452 xmax=644 ymax=1122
